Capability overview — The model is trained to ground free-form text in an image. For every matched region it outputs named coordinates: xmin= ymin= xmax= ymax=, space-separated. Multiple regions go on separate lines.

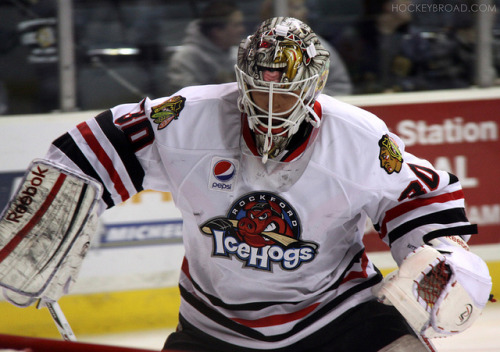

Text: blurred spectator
xmin=338 ymin=0 xmax=420 ymax=93
xmin=410 ymin=13 xmax=475 ymax=90
xmin=166 ymin=0 xmax=246 ymax=94
xmin=338 ymin=0 xmax=493 ymax=94
xmin=0 ymin=26 xmax=16 ymax=115
xmin=412 ymin=0 xmax=497 ymax=90
xmin=0 ymin=0 xmax=59 ymax=113
xmin=17 ymin=0 xmax=59 ymax=111
xmin=260 ymin=0 xmax=353 ymax=95
xmin=0 ymin=82 xmax=7 ymax=115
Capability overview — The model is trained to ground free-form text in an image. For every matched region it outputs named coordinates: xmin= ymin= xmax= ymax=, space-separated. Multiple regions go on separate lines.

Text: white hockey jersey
xmin=45 ymin=83 xmax=476 ymax=350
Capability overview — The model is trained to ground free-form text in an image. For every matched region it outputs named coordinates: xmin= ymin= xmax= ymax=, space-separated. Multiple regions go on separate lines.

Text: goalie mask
xmin=235 ymin=17 xmax=330 ymax=163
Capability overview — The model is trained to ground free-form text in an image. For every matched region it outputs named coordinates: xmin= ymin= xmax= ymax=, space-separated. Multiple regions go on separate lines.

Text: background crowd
xmin=0 ymin=0 xmax=498 ymax=115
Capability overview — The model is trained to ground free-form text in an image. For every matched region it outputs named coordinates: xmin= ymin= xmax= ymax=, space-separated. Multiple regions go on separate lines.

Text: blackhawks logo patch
xmin=150 ymin=95 xmax=186 ymax=130
xmin=378 ymin=134 xmax=403 ymax=174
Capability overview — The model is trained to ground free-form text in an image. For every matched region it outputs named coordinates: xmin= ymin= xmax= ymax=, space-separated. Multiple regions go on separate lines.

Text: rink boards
xmin=0 ymin=88 xmax=499 ymax=338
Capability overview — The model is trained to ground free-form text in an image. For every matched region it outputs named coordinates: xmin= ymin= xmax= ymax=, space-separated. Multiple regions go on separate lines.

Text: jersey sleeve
xmin=44 ymin=98 xmax=162 ymax=214
xmin=368 ymin=133 xmax=477 ymax=266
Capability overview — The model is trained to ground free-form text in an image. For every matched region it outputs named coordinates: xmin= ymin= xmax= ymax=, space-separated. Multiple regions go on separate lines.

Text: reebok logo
xmin=6 ymin=166 xmax=49 ymax=223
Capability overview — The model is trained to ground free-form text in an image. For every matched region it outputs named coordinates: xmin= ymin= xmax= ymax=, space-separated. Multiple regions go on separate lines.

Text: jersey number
xmin=116 ymin=100 xmax=154 ymax=152
xmin=398 ymin=164 xmax=440 ymax=201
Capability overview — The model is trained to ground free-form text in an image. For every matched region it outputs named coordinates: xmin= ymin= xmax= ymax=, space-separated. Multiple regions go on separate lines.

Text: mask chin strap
xmin=261 ymin=137 xmax=270 ymax=164
xmin=305 ymin=104 xmax=321 ymax=128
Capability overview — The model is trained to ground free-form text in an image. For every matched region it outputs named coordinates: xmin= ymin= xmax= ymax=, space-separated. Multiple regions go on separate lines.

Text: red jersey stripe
xmin=341 ymin=251 xmax=369 ymax=284
xmin=379 ymin=190 xmax=465 ymax=239
xmin=231 ymin=302 xmax=320 ymax=328
xmin=77 ymin=122 xmax=130 ymax=202
xmin=0 ymin=173 xmax=67 ymax=263
xmin=181 ymin=256 xmax=191 ymax=281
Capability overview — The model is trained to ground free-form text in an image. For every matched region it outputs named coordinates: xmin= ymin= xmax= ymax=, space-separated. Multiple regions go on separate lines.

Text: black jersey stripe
xmin=284 ymin=273 xmax=381 ymax=341
xmin=95 ymin=110 xmax=145 ymax=193
xmin=423 ymin=224 xmax=478 ymax=243
xmin=387 ymin=208 xmax=469 ymax=246
xmin=180 ymin=273 xmax=381 ymax=342
xmin=52 ymin=132 xmax=114 ymax=208
xmin=448 ymin=172 xmax=459 ymax=185
xmin=178 ymin=250 xmax=382 ymax=343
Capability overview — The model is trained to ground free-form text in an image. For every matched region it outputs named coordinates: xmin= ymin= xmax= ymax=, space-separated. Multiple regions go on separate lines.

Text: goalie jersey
xmin=45 ymin=82 xmax=477 ymax=350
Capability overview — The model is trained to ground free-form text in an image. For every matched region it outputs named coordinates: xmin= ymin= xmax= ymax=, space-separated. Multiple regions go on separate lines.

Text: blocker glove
xmin=0 ymin=159 xmax=102 ymax=307
xmin=374 ymin=236 xmax=492 ymax=338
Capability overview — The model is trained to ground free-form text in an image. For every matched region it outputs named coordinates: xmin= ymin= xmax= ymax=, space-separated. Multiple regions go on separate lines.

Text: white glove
xmin=374 ymin=237 xmax=492 ymax=338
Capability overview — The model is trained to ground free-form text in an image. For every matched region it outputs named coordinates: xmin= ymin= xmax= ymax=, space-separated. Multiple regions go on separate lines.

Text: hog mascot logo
xmin=200 ymin=192 xmax=318 ymax=271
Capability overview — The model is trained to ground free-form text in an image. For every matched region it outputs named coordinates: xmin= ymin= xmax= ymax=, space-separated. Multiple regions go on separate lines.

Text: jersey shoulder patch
xmin=150 ymin=95 xmax=186 ymax=130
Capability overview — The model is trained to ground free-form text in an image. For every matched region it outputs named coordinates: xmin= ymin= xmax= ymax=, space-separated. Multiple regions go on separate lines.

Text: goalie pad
xmin=374 ymin=242 xmax=491 ymax=338
xmin=0 ymin=159 xmax=102 ymax=307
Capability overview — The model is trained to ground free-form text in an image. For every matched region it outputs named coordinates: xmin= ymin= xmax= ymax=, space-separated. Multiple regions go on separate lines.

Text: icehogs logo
xmin=200 ymin=192 xmax=318 ymax=271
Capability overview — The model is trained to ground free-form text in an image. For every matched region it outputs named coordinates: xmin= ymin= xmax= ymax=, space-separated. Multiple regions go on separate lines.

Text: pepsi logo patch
xmin=209 ymin=157 xmax=239 ymax=192
xmin=213 ymin=160 xmax=236 ymax=182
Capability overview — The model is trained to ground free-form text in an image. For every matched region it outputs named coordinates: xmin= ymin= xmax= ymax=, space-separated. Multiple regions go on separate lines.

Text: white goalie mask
xmin=235 ymin=17 xmax=330 ymax=163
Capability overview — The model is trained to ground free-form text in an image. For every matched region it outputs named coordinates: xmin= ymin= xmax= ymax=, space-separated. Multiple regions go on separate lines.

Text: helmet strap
xmin=305 ymin=104 xmax=321 ymax=128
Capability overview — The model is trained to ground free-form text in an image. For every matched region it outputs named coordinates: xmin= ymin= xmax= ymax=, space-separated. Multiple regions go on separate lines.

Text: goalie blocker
xmin=374 ymin=236 xmax=492 ymax=338
xmin=0 ymin=159 xmax=102 ymax=307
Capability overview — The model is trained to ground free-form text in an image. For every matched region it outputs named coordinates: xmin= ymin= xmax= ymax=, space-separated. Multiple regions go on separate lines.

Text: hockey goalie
xmin=0 ymin=15 xmax=493 ymax=352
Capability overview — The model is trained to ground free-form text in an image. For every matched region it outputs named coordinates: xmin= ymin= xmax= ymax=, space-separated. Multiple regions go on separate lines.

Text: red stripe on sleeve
xmin=379 ymin=190 xmax=465 ymax=239
xmin=0 ymin=174 xmax=67 ymax=263
xmin=77 ymin=122 xmax=129 ymax=202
